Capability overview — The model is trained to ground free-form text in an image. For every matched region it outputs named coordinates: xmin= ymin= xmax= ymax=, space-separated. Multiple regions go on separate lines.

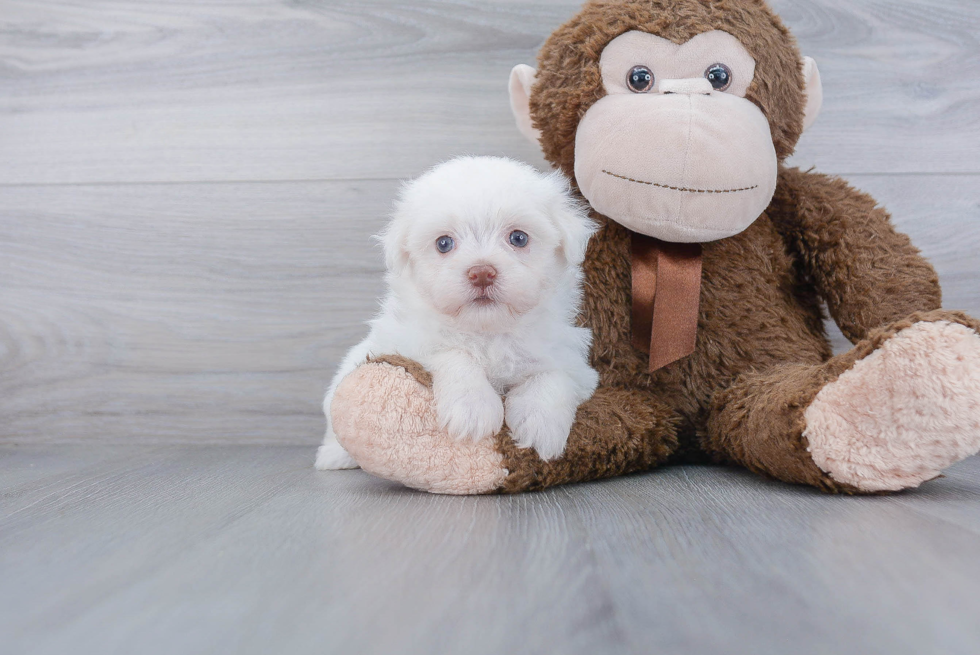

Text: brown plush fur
xmin=530 ymin=164 xmax=945 ymax=493
xmin=371 ymin=359 xmax=682 ymax=493
xmin=366 ymin=356 xmax=681 ymax=492
xmin=497 ymin=387 xmax=680 ymax=493
xmin=769 ymin=168 xmax=942 ymax=341
xmin=707 ymin=309 xmax=980 ymax=492
xmin=490 ymin=0 xmax=950 ymax=493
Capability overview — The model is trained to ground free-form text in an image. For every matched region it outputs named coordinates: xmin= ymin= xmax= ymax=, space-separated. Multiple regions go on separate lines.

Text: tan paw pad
xmin=331 ymin=362 xmax=507 ymax=495
xmin=804 ymin=321 xmax=980 ymax=491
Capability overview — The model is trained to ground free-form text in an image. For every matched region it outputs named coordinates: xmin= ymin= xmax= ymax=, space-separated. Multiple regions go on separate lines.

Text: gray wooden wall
xmin=2 ymin=0 xmax=979 ymax=445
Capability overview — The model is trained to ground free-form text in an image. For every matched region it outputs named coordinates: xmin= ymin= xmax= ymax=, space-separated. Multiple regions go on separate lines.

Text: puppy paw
xmin=505 ymin=391 xmax=576 ymax=461
xmin=434 ymin=380 xmax=505 ymax=442
xmin=315 ymin=436 xmax=359 ymax=470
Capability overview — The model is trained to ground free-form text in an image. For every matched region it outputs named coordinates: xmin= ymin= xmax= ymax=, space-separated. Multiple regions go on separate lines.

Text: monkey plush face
xmin=510 ymin=0 xmax=823 ymax=243
xmin=574 ymin=30 xmax=777 ymax=242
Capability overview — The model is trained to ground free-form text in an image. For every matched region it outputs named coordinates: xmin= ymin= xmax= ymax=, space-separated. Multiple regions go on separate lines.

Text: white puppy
xmin=315 ymin=156 xmax=599 ymax=470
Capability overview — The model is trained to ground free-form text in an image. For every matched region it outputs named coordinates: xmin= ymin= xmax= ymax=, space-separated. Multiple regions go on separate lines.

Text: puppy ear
xmin=547 ymin=176 xmax=597 ymax=265
xmin=378 ymin=214 xmax=410 ymax=273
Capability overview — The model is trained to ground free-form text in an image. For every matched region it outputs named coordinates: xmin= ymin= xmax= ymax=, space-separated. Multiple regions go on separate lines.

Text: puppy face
xmin=382 ymin=157 xmax=595 ymax=332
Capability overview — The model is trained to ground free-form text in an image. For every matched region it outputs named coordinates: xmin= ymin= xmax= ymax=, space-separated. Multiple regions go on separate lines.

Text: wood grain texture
xmin=1 ymin=0 xmax=979 ymax=186
xmin=0 ymin=1 xmax=978 ymax=440
xmin=0 ymin=175 xmax=977 ymax=443
xmin=2 ymin=445 xmax=979 ymax=655
xmin=0 ymin=180 xmax=393 ymax=443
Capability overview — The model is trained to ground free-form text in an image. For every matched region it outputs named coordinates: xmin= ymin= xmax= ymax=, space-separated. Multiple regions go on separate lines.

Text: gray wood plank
xmin=1 ymin=0 xmax=978 ymax=185
xmin=0 ymin=445 xmax=174 ymax=510
xmin=0 ymin=0 xmax=558 ymax=184
xmin=0 ymin=180 xmax=393 ymax=444
xmin=0 ymin=445 xmax=625 ymax=655
xmin=778 ymin=0 xmax=980 ymax=174
xmin=1 ymin=174 xmax=977 ymax=443
xmin=886 ymin=454 xmax=980 ymax=537
xmin=572 ymin=462 xmax=980 ymax=655
xmin=2 ymin=445 xmax=979 ymax=655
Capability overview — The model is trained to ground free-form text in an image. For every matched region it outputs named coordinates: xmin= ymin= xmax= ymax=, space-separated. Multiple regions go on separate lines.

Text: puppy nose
xmin=467 ymin=265 xmax=497 ymax=289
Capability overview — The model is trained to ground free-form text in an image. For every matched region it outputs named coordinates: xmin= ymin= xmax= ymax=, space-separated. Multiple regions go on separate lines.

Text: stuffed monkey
xmin=326 ymin=0 xmax=980 ymax=495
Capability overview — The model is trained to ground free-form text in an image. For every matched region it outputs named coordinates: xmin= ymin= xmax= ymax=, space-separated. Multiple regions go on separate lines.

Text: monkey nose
xmin=467 ymin=265 xmax=497 ymax=289
xmin=659 ymin=78 xmax=713 ymax=96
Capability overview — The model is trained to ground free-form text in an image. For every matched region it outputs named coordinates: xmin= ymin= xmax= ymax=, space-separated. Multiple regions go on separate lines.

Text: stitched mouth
xmin=602 ymin=169 xmax=758 ymax=194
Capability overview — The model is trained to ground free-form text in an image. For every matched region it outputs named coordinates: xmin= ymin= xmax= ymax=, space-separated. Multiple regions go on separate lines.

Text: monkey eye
xmin=704 ymin=63 xmax=733 ymax=91
xmin=627 ymin=65 xmax=654 ymax=93
xmin=509 ymin=230 xmax=529 ymax=248
xmin=435 ymin=235 xmax=455 ymax=253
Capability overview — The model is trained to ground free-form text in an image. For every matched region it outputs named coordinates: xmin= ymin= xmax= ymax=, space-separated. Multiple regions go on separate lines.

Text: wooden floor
xmin=2 ymin=1 xmax=980 ymax=653
xmin=2 ymin=446 xmax=980 ymax=655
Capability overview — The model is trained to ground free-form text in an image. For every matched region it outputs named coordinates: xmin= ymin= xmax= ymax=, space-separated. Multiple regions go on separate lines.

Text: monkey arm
xmin=330 ymin=355 xmax=682 ymax=494
xmin=495 ymin=385 xmax=680 ymax=492
xmin=769 ymin=166 xmax=942 ymax=342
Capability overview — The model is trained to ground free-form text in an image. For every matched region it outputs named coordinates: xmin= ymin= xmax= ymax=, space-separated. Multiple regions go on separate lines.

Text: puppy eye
xmin=627 ymin=65 xmax=654 ymax=93
xmin=704 ymin=63 xmax=733 ymax=91
xmin=435 ymin=235 xmax=455 ymax=253
xmin=509 ymin=230 xmax=529 ymax=248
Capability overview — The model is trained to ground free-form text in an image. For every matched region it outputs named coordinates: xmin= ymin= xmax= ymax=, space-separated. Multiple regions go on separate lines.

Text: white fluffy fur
xmin=316 ymin=156 xmax=599 ymax=470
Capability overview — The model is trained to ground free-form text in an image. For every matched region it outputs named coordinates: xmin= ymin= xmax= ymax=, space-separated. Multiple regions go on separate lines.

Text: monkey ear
xmin=801 ymin=56 xmax=823 ymax=132
xmin=509 ymin=64 xmax=542 ymax=146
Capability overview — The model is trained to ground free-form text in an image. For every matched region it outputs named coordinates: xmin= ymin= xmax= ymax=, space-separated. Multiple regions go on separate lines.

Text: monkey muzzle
xmin=574 ymin=82 xmax=778 ymax=244
xmin=573 ymin=80 xmax=780 ymax=371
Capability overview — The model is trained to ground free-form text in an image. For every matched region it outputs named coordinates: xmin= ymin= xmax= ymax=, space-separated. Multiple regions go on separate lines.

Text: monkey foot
xmin=330 ymin=359 xmax=508 ymax=495
xmin=804 ymin=320 xmax=980 ymax=492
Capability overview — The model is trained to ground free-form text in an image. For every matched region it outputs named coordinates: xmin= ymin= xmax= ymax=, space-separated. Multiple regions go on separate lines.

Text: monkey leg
xmin=707 ymin=310 xmax=980 ymax=493
xmin=330 ymin=356 xmax=680 ymax=495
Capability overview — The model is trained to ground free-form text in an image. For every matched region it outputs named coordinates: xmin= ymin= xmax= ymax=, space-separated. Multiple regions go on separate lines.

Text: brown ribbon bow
xmin=630 ymin=233 xmax=703 ymax=372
